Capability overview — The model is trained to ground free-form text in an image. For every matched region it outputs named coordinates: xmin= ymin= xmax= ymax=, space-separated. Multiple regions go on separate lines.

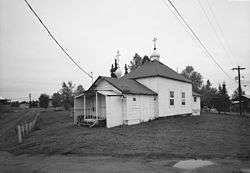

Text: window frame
xmin=194 ymin=96 xmax=197 ymax=102
xmin=181 ymin=92 xmax=186 ymax=106
xmin=169 ymin=91 xmax=175 ymax=107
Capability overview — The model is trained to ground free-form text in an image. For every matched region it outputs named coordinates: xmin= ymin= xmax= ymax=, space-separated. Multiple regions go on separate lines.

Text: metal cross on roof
xmin=153 ymin=37 xmax=157 ymax=50
xmin=116 ymin=50 xmax=121 ymax=64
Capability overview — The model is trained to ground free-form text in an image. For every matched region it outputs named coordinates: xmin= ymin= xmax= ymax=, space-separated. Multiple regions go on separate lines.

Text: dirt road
xmin=0 ymin=151 xmax=249 ymax=173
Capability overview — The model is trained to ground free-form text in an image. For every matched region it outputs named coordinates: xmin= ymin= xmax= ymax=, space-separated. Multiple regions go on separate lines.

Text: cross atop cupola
xmin=153 ymin=37 xmax=157 ymax=50
xmin=150 ymin=37 xmax=160 ymax=61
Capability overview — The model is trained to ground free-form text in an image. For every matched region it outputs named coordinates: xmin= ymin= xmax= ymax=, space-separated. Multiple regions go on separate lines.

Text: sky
xmin=0 ymin=0 xmax=250 ymax=101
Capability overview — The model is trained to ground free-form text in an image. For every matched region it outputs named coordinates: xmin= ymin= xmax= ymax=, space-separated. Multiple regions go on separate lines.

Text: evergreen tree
xmin=110 ymin=62 xmax=117 ymax=78
xmin=205 ymin=80 xmax=211 ymax=91
xmin=212 ymin=83 xmax=230 ymax=113
xmin=200 ymin=80 xmax=217 ymax=108
xmin=124 ymin=64 xmax=128 ymax=75
xmin=142 ymin=55 xmax=150 ymax=64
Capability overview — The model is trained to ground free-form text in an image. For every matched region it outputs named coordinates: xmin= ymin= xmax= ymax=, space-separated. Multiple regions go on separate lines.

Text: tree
xmin=75 ymin=85 xmax=85 ymax=96
xmin=129 ymin=53 xmax=143 ymax=71
xmin=30 ymin=100 xmax=39 ymax=107
xmin=181 ymin=66 xmax=203 ymax=92
xmin=39 ymin=94 xmax=49 ymax=108
xmin=124 ymin=64 xmax=128 ymax=75
xmin=205 ymin=80 xmax=211 ymax=91
xmin=213 ymin=83 xmax=230 ymax=113
xmin=51 ymin=92 xmax=62 ymax=107
xmin=200 ymin=80 xmax=218 ymax=108
xmin=11 ymin=101 xmax=19 ymax=107
xmin=142 ymin=55 xmax=150 ymax=64
xmin=110 ymin=64 xmax=117 ymax=78
xmin=61 ymin=81 xmax=75 ymax=110
xmin=110 ymin=59 xmax=119 ymax=78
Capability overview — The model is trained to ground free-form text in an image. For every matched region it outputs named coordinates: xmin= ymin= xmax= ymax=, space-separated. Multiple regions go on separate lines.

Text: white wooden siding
xmin=136 ymin=77 xmax=192 ymax=117
xmin=126 ymin=95 xmax=156 ymax=125
xmin=192 ymin=96 xmax=201 ymax=115
xmin=106 ymin=96 xmax=123 ymax=128
xmin=126 ymin=95 xmax=141 ymax=125
xmin=95 ymin=80 xmax=121 ymax=93
xmin=136 ymin=77 xmax=159 ymax=93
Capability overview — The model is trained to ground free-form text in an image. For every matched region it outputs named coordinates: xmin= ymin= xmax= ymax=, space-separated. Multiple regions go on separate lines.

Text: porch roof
xmin=75 ymin=90 xmax=121 ymax=98
xmin=89 ymin=76 xmax=158 ymax=96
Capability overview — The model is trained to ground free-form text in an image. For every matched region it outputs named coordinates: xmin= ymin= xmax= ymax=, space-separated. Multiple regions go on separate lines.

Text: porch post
xmin=73 ymin=97 xmax=77 ymax=125
xmin=96 ymin=91 xmax=98 ymax=120
xmin=84 ymin=94 xmax=86 ymax=117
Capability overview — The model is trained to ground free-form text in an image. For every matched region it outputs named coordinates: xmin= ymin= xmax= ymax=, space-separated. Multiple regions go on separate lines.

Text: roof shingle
xmin=90 ymin=76 xmax=157 ymax=95
xmin=124 ymin=60 xmax=191 ymax=83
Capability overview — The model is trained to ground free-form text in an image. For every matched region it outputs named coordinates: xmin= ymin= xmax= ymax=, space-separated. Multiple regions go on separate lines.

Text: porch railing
xmin=74 ymin=107 xmax=106 ymax=120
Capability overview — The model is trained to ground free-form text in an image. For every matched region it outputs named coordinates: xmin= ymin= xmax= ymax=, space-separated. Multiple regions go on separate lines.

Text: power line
xmin=196 ymin=0 xmax=235 ymax=66
xmin=205 ymin=0 xmax=236 ymax=62
xmin=161 ymin=0 xmax=235 ymax=82
xmin=23 ymin=0 xmax=93 ymax=80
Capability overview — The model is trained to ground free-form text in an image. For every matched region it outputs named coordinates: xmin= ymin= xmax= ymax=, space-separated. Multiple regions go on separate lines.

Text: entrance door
xmin=128 ymin=96 xmax=141 ymax=125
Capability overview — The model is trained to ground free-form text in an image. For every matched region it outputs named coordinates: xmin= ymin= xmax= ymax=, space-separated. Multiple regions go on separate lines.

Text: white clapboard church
xmin=74 ymin=38 xmax=201 ymax=128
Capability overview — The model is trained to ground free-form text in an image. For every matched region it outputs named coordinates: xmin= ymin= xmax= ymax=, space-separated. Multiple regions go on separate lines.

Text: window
xmin=170 ymin=91 xmax=174 ymax=106
xmin=133 ymin=97 xmax=136 ymax=101
xmin=194 ymin=96 xmax=197 ymax=102
xmin=181 ymin=92 xmax=185 ymax=105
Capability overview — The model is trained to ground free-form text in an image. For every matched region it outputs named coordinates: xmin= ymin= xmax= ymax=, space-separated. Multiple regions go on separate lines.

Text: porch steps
xmin=77 ymin=115 xmax=106 ymax=128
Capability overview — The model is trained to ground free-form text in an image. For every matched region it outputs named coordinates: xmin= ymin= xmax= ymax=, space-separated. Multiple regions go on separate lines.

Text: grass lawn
xmin=0 ymin=109 xmax=250 ymax=159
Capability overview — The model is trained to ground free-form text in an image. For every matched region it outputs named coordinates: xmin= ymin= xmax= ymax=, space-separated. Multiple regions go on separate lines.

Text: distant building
xmin=48 ymin=99 xmax=53 ymax=107
xmin=0 ymin=97 xmax=11 ymax=110
xmin=19 ymin=102 xmax=29 ymax=109
xmin=0 ymin=97 xmax=10 ymax=105
xmin=231 ymin=95 xmax=250 ymax=113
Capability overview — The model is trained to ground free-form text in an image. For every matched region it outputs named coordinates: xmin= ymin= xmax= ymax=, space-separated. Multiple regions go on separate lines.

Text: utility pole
xmin=232 ymin=66 xmax=245 ymax=115
xmin=29 ymin=93 xmax=32 ymax=108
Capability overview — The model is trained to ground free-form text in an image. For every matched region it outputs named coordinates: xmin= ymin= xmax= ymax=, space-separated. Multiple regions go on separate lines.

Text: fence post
xmin=28 ymin=122 xmax=31 ymax=133
xmin=25 ymin=122 xmax=28 ymax=136
xmin=17 ymin=125 xmax=22 ymax=143
xmin=17 ymin=111 xmax=40 ymax=144
xmin=21 ymin=125 xmax=24 ymax=137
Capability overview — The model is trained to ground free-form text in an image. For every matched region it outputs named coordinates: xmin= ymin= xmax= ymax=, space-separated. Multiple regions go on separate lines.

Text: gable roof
xmin=88 ymin=76 xmax=157 ymax=96
xmin=232 ymin=95 xmax=250 ymax=101
xmin=192 ymin=91 xmax=201 ymax=97
xmin=124 ymin=60 xmax=191 ymax=83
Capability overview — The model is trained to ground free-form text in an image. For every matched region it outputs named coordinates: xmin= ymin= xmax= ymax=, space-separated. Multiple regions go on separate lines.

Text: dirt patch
xmin=173 ymin=159 xmax=214 ymax=169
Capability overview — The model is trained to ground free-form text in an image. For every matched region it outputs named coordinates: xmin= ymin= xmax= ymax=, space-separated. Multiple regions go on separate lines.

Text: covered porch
xmin=74 ymin=90 xmax=108 ymax=127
